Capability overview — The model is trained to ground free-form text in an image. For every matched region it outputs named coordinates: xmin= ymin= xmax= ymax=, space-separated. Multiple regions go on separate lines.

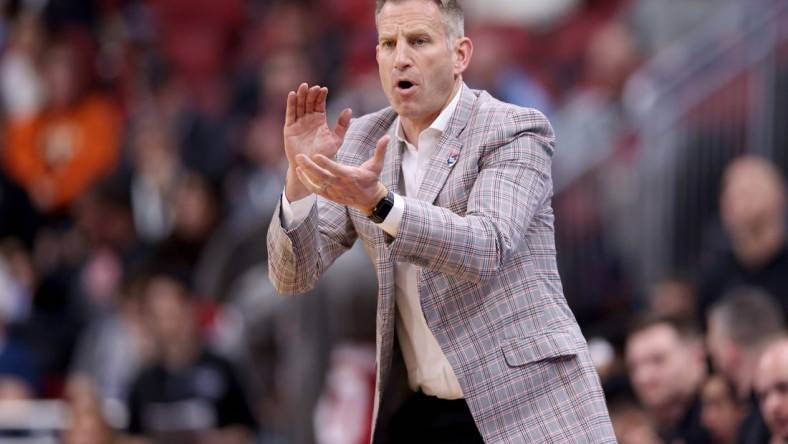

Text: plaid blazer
xmin=267 ymin=85 xmax=616 ymax=443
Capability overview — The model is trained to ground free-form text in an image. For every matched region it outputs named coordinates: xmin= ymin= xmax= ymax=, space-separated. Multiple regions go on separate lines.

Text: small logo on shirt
xmin=447 ymin=151 xmax=460 ymax=167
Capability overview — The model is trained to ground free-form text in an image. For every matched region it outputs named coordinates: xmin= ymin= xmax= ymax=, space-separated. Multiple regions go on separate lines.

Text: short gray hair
xmin=375 ymin=0 xmax=465 ymax=44
xmin=709 ymin=286 xmax=785 ymax=346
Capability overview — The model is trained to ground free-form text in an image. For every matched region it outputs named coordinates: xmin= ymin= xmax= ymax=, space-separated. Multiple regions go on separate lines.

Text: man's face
xmin=756 ymin=344 xmax=788 ymax=439
xmin=626 ymin=324 xmax=701 ymax=409
xmin=376 ymin=0 xmax=460 ymax=125
xmin=145 ymin=276 xmax=192 ymax=342
xmin=720 ymin=159 xmax=785 ymax=238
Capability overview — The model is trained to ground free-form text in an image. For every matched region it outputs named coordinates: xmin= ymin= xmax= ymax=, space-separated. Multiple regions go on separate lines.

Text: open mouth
xmin=397 ymin=80 xmax=416 ymax=90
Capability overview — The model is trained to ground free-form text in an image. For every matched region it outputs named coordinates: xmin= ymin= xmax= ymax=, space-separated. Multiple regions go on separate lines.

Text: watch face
xmin=369 ymin=192 xmax=394 ymax=223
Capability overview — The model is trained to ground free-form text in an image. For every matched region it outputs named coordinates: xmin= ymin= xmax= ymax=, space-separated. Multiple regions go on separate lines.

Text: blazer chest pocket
xmin=501 ymin=331 xmax=583 ymax=367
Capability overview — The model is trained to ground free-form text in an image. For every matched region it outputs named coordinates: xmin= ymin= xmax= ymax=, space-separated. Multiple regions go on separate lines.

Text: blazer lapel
xmin=416 ymin=84 xmax=477 ymax=204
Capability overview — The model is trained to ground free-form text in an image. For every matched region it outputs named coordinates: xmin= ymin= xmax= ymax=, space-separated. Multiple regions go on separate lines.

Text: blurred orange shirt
xmin=3 ymin=93 xmax=121 ymax=212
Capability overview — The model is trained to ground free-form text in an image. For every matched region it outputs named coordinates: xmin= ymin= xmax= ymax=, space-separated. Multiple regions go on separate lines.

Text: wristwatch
xmin=367 ymin=190 xmax=395 ymax=224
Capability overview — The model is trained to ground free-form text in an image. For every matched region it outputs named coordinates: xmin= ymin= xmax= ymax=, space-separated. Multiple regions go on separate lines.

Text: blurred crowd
xmin=0 ymin=0 xmax=785 ymax=443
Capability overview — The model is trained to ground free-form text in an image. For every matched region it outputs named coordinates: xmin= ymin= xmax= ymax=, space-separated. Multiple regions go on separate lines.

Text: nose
xmin=393 ymin=43 xmax=412 ymax=71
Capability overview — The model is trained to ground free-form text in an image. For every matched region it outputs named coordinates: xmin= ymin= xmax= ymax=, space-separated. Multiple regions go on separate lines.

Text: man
xmin=707 ymin=287 xmax=785 ymax=444
xmin=699 ymin=156 xmax=788 ymax=317
xmin=266 ymin=0 xmax=615 ymax=442
xmin=755 ymin=338 xmax=788 ymax=444
xmin=625 ymin=316 xmax=712 ymax=443
xmin=125 ymin=271 xmax=257 ymax=444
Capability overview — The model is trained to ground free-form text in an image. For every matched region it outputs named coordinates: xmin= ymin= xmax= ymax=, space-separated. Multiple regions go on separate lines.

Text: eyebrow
xmin=378 ymin=27 xmax=436 ymax=38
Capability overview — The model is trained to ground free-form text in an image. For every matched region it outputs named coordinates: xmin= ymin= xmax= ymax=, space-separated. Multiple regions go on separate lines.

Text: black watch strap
xmin=368 ymin=191 xmax=395 ymax=224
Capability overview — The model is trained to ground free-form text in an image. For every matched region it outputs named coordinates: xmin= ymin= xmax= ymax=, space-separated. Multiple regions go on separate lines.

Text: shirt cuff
xmin=281 ymin=189 xmax=316 ymax=228
xmin=377 ymin=193 xmax=404 ymax=237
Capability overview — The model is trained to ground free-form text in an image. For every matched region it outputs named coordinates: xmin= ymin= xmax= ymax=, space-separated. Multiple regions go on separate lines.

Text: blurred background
xmin=0 ymin=0 xmax=785 ymax=442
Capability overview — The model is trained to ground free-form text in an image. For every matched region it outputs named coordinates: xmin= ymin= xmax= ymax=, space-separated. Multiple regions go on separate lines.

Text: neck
xmin=651 ymin=393 xmax=693 ymax=430
xmin=400 ymin=78 xmax=462 ymax=145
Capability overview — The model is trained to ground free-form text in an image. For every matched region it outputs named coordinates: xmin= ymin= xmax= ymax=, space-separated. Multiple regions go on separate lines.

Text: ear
xmin=453 ymin=37 xmax=473 ymax=76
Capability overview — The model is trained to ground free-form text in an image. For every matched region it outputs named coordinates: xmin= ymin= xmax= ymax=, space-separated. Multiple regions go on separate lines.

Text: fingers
xmin=334 ymin=108 xmax=353 ymax=140
xmin=362 ymin=135 xmax=390 ymax=176
xmin=291 ymin=83 xmax=329 ymax=122
xmin=305 ymin=85 xmax=321 ymax=113
xmin=295 ymin=83 xmax=308 ymax=119
xmin=296 ymin=154 xmax=335 ymax=185
xmin=285 ymin=91 xmax=296 ymax=126
xmin=315 ymin=87 xmax=328 ymax=113
xmin=295 ymin=167 xmax=321 ymax=193
xmin=312 ymin=153 xmax=353 ymax=176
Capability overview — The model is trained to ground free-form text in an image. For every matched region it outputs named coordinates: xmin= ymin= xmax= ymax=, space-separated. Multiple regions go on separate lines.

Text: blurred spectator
xmin=0 ymin=242 xmax=39 ymax=397
xmin=625 ymin=315 xmax=713 ymax=443
xmin=258 ymin=48 xmax=315 ymax=117
xmin=73 ymin=179 xmax=142 ymax=312
xmin=125 ymin=270 xmax=256 ymax=443
xmin=155 ymin=171 xmax=220 ymax=277
xmin=552 ymin=20 xmax=640 ymax=190
xmin=699 ymin=156 xmax=788 ymax=317
xmin=755 ymin=338 xmax=788 ymax=444
xmin=0 ymin=299 xmax=40 ymax=398
xmin=700 ymin=374 xmax=746 ymax=444
xmin=463 ymin=25 xmax=552 ymax=112
xmin=70 ymin=272 xmax=154 ymax=406
xmin=0 ymin=238 xmax=34 ymax=324
xmin=127 ymin=116 xmax=182 ymax=243
xmin=706 ymin=286 xmax=784 ymax=444
xmin=223 ymin=112 xmax=286 ymax=232
xmin=2 ymin=28 xmax=122 ymax=213
xmin=0 ymin=8 xmax=45 ymax=119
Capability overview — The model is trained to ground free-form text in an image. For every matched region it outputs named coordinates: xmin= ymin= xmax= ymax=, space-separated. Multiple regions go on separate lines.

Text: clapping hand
xmin=284 ymin=83 xmax=389 ymax=214
xmin=283 ymin=83 xmax=351 ymax=202
xmin=295 ymin=135 xmax=390 ymax=215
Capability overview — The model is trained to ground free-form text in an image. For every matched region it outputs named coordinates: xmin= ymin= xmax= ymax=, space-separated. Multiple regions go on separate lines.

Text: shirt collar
xmin=395 ymin=83 xmax=464 ymax=145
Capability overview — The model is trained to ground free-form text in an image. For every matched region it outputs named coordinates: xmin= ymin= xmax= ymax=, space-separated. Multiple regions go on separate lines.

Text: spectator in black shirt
xmin=625 ymin=315 xmax=713 ymax=443
xmin=699 ymin=156 xmax=788 ymax=319
xmin=125 ymin=271 xmax=256 ymax=444
xmin=707 ymin=287 xmax=785 ymax=444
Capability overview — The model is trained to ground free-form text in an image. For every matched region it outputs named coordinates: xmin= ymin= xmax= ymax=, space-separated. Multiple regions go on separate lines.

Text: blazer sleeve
xmin=386 ymin=108 xmax=555 ymax=284
xmin=266 ymin=193 xmax=358 ymax=295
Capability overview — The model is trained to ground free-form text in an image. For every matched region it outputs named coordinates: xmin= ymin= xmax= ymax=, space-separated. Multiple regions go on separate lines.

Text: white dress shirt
xmin=281 ymin=85 xmax=465 ymax=399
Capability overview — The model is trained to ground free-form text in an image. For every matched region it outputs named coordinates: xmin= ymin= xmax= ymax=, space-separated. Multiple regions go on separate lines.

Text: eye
xmin=413 ymin=37 xmax=428 ymax=46
xmin=380 ymin=40 xmax=395 ymax=49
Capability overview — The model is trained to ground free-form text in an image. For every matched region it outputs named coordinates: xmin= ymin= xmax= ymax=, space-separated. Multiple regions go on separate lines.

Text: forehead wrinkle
xmin=377 ymin=8 xmax=446 ymax=37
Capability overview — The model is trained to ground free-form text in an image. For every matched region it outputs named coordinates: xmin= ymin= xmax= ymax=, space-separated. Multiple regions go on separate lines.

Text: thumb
xmin=362 ymin=135 xmax=390 ymax=176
